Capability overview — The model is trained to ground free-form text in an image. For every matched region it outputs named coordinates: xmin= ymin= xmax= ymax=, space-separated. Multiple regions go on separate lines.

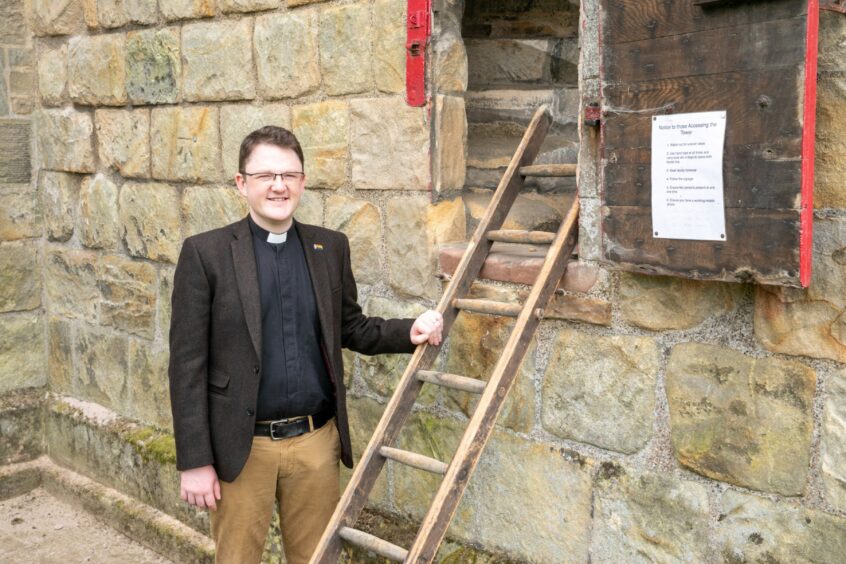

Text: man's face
xmin=235 ymin=144 xmax=305 ymax=233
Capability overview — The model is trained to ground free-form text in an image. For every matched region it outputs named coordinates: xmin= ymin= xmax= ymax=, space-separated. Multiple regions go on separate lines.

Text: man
xmin=168 ymin=126 xmax=443 ymax=563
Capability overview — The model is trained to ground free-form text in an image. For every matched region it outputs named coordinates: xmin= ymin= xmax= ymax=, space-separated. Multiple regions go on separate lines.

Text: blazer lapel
xmin=231 ymin=217 xmax=262 ymax=360
xmin=296 ymin=221 xmax=334 ymax=353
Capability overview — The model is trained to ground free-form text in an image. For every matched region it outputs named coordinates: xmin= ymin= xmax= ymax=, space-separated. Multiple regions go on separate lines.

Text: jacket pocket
xmin=208 ymin=369 xmax=231 ymax=396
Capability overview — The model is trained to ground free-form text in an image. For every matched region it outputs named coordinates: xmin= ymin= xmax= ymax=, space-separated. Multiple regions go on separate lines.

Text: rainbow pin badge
xmin=313 ymin=243 xmax=324 ymax=251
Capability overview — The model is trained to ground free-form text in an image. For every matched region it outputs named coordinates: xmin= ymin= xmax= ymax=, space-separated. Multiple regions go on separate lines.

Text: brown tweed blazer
xmin=168 ymin=216 xmax=415 ymax=482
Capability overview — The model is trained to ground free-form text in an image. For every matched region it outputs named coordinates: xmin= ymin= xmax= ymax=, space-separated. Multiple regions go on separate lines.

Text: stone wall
xmin=1 ymin=0 xmax=845 ymax=562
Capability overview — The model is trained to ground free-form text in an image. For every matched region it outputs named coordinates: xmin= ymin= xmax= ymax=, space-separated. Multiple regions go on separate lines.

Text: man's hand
xmin=410 ymin=310 xmax=443 ymax=346
xmin=180 ymin=464 xmax=221 ymax=511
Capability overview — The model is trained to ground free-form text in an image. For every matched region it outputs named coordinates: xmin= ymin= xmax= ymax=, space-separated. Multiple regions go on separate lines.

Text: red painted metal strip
xmin=406 ymin=0 xmax=430 ymax=107
xmin=800 ymin=0 xmax=819 ymax=287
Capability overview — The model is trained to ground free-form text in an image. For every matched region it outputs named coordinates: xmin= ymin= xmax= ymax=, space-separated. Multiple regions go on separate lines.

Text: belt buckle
xmin=269 ymin=417 xmax=295 ymax=440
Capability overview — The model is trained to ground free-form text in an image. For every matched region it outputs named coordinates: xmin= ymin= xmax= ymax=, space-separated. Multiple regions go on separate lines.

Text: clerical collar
xmin=248 ymin=215 xmax=290 ymax=244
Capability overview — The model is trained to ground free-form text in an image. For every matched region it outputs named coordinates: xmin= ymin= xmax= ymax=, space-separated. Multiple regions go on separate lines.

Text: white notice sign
xmin=651 ymin=111 xmax=727 ymax=241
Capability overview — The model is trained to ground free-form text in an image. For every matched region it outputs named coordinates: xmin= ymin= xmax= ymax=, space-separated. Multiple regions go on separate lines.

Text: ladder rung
xmin=379 ymin=446 xmax=449 ymax=475
xmin=453 ymin=298 xmax=522 ymax=317
xmin=518 ymin=163 xmax=577 ymax=177
xmin=417 ymin=370 xmax=487 ymax=394
xmin=338 ymin=527 xmax=408 ymax=562
xmin=487 ymin=230 xmax=556 ymax=245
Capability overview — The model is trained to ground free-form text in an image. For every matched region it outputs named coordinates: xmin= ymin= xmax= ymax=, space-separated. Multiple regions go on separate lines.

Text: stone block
xmin=10 ymin=98 xmax=34 ymax=116
xmin=386 ymin=196 xmax=439 ymax=299
xmin=0 ymin=388 xmax=45 ymax=465
xmin=294 ymin=189 xmax=323 ymax=226
xmin=432 ymin=29 xmax=467 ymax=94
xmin=9 ymin=71 xmax=34 ymax=97
xmin=44 ymin=246 xmax=100 ymax=322
xmin=0 ymin=191 xmax=42 ymax=240
xmin=33 ymin=0 xmax=84 ymax=36
xmin=0 ymin=120 xmax=31 ymax=183
xmin=78 ymin=174 xmax=120 ymax=250
xmin=182 ymin=20 xmax=255 ymax=102
xmin=822 ymin=369 xmax=846 ymax=512
xmin=40 ymin=171 xmax=79 ymax=241
xmin=90 ymin=0 xmax=157 ymax=28
xmin=0 ymin=314 xmax=45 ymax=392
xmin=373 ymin=0 xmax=405 ymax=93
xmin=119 ymin=182 xmax=181 ymax=263
xmin=620 ymin=273 xmax=743 ymax=331
xmin=220 ymin=0 xmax=278 ymax=12
xmin=465 ymin=189 xmax=563 ymax=232
xmin=128 ymin=340 xmax=172 ymax=429
xmin=810 ymin=72 xmax=846 ymax=209
xmin=577 ymin=196 xmax=601 ymax=260
xmin=0 ymin=242 xmax=41 ymax=313
xmin=220 ymin=103 xmax=291 ymax=177
xmin=717 ymin=490 xmax=846 ymax=563
xmin=37 ymin=43 xmax=67 ymax=106
xmin=319 ymin=3 xmax=372 ymax=96
xmin=591 ymin=463 xmax=711 ymax=563
xmin=292 ymin=101 xmax=348 ymax=189
xmin=542 ymin=330 xmax=658 ymax=453
xmin=819 ymin=11 xmax=846 ymax=71
xmin=324 ymin=194 xmax=382 ymax=285
xmin=160 ymin=0 xmax=215 ymax=21
xmin=807 ymin=212 xmax=846 ymax=307
xmin=539 ymin=294 xmax=611 ymax=327
xmin=0 ymin=1 xmax=28 ymax=45
xmin=34 ymin=108 xmax=95 ymax=173
xmin=151 ymin=106 xmax=221 ymax=182
xmin=445 ymin=310 xmax=536 ymax=433
xmin=126 ymin=28 xmax=180 ymax=105
xmin=433 ymin=95 xmax=467 ymax=193
xmin=666 ymin=343 xmax=815 ymax=495
xmin=95 ymin=108 xmax=150 ymax=178
xmin=48 ymin=317 xmax=73 ymax=393
xmin=343 ymin=395 xmax=390 ymax=507
xmin=427 ymin=196 xmax=466 ymax=246
xmin=68 ymin=34 xmax=127 ymax=105
xmin=182 ymin=185 xmax=248 ymax=238
xmin=8 ymin=48 xmax=34 ymax=68
xmin=351 ymin=97 xmax=430 ymax=190
xmin=74 ymin=324 xmax=129 ymax=411
xmin=0 ymin=70 xmax=7 ymax=117
xmin=157 ymin=267 xmax=174 ymax=341
xmin=98 ymin=255 xmax=157 ymax=339
xmin=254 ymin=12 xmax=320 ymax=100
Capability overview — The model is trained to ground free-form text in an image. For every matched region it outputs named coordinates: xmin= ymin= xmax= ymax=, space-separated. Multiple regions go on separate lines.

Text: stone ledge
xmin=0 ymin=387 xmax=45 ymax=465
xmin=0 ymin=457 xmax=213 ymax=563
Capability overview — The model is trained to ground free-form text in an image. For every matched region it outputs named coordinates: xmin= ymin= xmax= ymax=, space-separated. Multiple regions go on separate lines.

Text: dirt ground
xmin=0 ymin=488 xmax=171 ymax=563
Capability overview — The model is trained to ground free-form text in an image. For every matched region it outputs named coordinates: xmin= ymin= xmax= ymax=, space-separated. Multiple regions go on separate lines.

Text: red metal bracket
xmin=584 ymin=103 xmax=601 ymax=127
xmin=406 ymin=0 xmax=431 ymax=106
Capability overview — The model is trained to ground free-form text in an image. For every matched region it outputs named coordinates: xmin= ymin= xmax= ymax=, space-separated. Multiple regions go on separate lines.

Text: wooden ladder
xmin=310 ymin=105 xmax=580 ymax=564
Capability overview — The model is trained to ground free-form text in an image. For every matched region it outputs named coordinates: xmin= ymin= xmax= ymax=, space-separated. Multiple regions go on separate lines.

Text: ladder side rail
xmin=309 ymin=106 xmax=554 ymax=564
xmin=406 ymin=198 xmax=580 ymax=563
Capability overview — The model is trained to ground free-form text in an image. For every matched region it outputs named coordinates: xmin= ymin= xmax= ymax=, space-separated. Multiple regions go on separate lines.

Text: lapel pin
xmin=314 ymin=243 xmax=324 ymax=251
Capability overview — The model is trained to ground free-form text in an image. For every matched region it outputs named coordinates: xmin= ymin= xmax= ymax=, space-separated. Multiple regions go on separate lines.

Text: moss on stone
xmin=125 ymin=425 xmax=177 ymax=466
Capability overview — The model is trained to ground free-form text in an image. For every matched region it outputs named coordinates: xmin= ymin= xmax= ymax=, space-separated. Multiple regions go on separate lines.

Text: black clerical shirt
xmin=248 ymin=216 xmax=333 ymax=421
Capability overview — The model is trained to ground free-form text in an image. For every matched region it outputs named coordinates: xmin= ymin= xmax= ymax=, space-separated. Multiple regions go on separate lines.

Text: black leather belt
xmin=254 ymin=406 xmax=334 ymax=440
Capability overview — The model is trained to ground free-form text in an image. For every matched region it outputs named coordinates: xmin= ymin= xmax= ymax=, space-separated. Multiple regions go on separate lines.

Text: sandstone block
xmin=129 ymin=340 xmax=173 ymax=429
xmin=541 ymin=294 xmax=611 ymax=326
xmin=45 ymin=247 xmax=100 ymax=322
xmin=10 ymin=98 xmax=34 ymax=116
xmin=182 ymin=185 xmax=248 ymax=238
xmin=433 ymin=95 xmax=467 ymax=193
xmin=294 ymin=189 xmax=323 ymax=226
xmin=666 ymin=343 xmax=815 ymax=495
xmin=48 ymin=317 xmax=73 ymax=393
xmin=433 ymin=30 xmax=468 ymax=94
xmin=160 ymin=0 xmax=215 ymax=21
xmin=34 ymin=109 xmax=95 ymax=172
xmin=820 ymin=11 xmax=846 ymax=71
xmin=822 ymin=369 xmax=846 ymax=512
xmin=344 ymin=395 xmax=390 ymax=507
xmin=40 ymin=171 xmax=79 ymax=241
xmin=0 ymin=314 xmax=45 ymax=392
xmin=220 ymin=0 xmax=278 ymax=12
xmin=98 ymin=254 xmax=157 ymax=339
xmin=8 ymin=48 xmax=34 ymax=68
xmin=119 ymin=182 xmax=181 ymax=263
xmin=445 ymin=311 xmax=536 ymax=433
xmin=33 ymin=0 xmax=84 ymax=36
xmin=717 ymin=490 xmax=846 ymax=563
xmin=542 ymin=330 xmax=658 ymax=453
xmin=386 ymin=197 xmax=439 ymax=299
xmin=78 ymin=174 xmax=120 ymax=250
xmin=592 ymin=463 xmax=711 ymax=563
xmin=220 ymin=103 xmax=291 ymax=177
xmin=621 ymin=273 xmax=743 ymax=331
xmin=68 ymin=34 xmax=127 ymax=105
xmin=427 ymin=196 xmax=466 ymax=246
xmin=74 ymin=324 xmax=129 ymax=412
xmin=814 ymin=73 xmax=846 ymax=209
xmin=9 ymin=71 xmax=35 ymax=97
xmin=324 ymin=195 xmax=382 ymax=285
xmin=292 ymin=101 xmax=348 ymax=189
xmin=465 ymin=189 xmax=562 ymax=231
xmin=90 ymin=0 xmax=157 ymax=28
xmin=157 ymin=267 xmax=174 ymax=341
xmin=0 ymin=191 xmax=42 ymax=240
xmin=151 ymin=106 xmax=221 ymax=182
xmin=37 ymin=44 xmax=67 ymax=106
xmin=577 ymin=196 xmax=601 ymax=261
xmin=803 ymin=216 xmax=846 ymax=307
xmin=351 ymin=98 xmax=430 ymax=190
xmin=319 ymin=4 xmax=372 ymax=95
xmin=254 ymin=12 xmax=320 ymax=100
xmin=0 ymin=120 xmax=30 ymax=182
xmin=183 ymin=20 xmax=256 ymax=102
xmin=0 ymin=1 xmax=28 ymax=45
xmin=0 ymin=242 xmax=41 ymax=313
xmin=95 ymin=108 xmax=151 ymax=178
xmin=126 ymin=28 xmax=180 ymax=105
xmin=373 ymin=0 xmax=405 ymax=93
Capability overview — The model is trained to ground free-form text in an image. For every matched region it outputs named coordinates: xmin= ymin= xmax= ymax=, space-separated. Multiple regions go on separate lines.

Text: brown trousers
xmin=210 ymin=419 xmax=341 ymax=564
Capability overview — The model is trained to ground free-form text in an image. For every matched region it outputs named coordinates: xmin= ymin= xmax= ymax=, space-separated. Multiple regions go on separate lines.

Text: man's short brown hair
xmin=238 ymin=126 xmax=305 ymax=173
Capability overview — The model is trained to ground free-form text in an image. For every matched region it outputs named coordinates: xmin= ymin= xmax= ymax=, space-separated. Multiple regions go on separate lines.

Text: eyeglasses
xmin=242 ymin=171 xmax=305 ymax=186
